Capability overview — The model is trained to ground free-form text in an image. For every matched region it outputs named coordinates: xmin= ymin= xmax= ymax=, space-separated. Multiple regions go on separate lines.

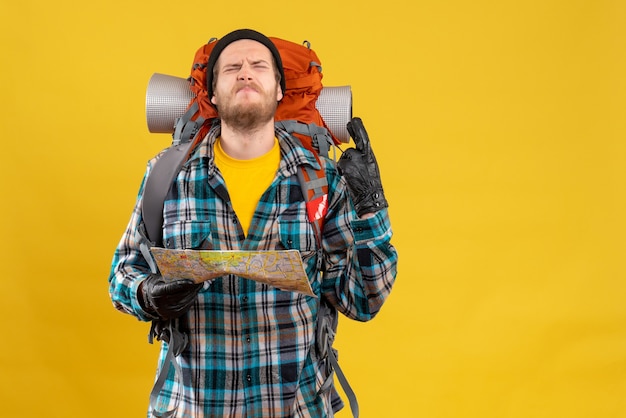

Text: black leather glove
xmin=337 ymin=117 xmax=389 ymax=217
xmin=139 ymin=274 xmax=203 ymax=320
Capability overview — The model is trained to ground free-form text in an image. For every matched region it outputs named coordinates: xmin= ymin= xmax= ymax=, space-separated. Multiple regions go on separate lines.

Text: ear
xmin=276 ymin=85 xmax=283 ymax=102
xmin=211 ymin=94 xmax=217 ymax=105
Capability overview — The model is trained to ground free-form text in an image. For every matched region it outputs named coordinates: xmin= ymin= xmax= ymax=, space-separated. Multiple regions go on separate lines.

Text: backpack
xmin=140 ymin=37 xmax=359 ymax=418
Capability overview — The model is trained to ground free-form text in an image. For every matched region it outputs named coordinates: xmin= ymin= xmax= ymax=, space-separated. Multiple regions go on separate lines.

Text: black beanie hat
xmin=206 ymin=29 xmax=286 ymax=101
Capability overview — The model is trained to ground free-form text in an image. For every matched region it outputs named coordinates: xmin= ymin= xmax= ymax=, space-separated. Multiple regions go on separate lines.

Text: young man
xmin=109 ymin=29 xmax=397 ymax=417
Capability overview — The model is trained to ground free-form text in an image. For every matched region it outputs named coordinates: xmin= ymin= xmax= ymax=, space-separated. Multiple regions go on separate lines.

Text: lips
xmin=236 ymin=83 xmax=260 ymax=94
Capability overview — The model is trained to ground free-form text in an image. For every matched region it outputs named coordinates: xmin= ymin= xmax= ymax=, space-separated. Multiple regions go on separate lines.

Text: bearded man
xmin=109 ymin=29 xmax=397 ymax=418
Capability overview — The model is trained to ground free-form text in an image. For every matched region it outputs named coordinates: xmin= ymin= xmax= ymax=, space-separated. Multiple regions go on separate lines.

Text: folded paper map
xmin=150 ymin=248 xmax=315 ymax=297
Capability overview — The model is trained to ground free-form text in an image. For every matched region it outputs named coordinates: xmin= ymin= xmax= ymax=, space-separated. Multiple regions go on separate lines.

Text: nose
xmin=237 ymin=63 xmax=253 ymax=81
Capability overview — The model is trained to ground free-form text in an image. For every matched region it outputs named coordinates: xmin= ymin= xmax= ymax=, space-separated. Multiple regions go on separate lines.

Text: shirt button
xmin=242 ymin=296 xmax=249 ymax=303
xmin=246 ymin=375 xmax=252 ymax=383
xmin=246 ymin=337 xmax=251 ymax=343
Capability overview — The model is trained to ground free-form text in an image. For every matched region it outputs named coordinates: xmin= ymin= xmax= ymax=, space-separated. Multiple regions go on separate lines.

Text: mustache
xmin=234 ymin=81 xmax=261 ymax=93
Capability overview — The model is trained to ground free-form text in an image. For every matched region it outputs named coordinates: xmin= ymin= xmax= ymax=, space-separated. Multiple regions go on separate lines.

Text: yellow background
xmin=1 ymin=0 xmax=625 ymax=416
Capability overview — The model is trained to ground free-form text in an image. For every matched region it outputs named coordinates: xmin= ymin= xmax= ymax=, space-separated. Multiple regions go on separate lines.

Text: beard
xmin=217 ymin=84 xmax=278 ymax=132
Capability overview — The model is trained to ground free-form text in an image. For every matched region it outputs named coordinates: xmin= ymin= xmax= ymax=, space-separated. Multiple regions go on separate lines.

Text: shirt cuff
xmin=131 ymin=277 xmax=159 ymax=322
xmin=351 ymin=208 xmax=392 ymax=245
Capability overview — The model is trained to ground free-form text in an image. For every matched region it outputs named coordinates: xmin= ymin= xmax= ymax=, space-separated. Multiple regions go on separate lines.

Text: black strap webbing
xmin=328 ymin=342 xmax=359 ymax=417
xmin=317 ymin=301 xmax=359 ymax=418
xmin=149 ymin=320 xmax=189 ymax=417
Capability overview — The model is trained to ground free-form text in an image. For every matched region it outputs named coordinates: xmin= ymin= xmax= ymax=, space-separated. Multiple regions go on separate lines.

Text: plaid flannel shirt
xmin=108 ymin=124 xmax=397 ymax=417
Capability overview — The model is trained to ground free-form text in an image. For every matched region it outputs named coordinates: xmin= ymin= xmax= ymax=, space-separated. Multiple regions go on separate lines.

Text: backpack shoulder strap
xmin=140 ymin=139 xmax=199 ymax=417
xmin=141 ymin=138 xmax=199 ymax=246
xmin=295 ymin=158 xmax=360 ymax=418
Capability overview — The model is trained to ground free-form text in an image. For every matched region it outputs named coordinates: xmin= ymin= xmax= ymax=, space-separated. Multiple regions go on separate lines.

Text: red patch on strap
xmin=306 ymin=194 xmax=328 ymax=222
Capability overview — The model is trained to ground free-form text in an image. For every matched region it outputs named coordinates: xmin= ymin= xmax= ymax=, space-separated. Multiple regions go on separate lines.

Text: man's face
xmin=211 ymin=39 xmax=283 ymax=130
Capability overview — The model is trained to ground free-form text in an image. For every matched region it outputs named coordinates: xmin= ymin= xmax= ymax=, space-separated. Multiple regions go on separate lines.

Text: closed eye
xmin=223 ymin=64 xmax=242 ymax=73
xmin=250 ymin=60 xmax=271 ymax=70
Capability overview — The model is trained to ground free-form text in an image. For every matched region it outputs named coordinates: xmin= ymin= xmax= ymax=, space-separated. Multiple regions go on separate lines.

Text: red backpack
xmin=174 ymin=37 xmax=342 ymax=152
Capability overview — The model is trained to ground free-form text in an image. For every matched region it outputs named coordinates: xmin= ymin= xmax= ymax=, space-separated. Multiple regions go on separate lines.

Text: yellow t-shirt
xmin=214 ymin=138 xmax=281 ymax=235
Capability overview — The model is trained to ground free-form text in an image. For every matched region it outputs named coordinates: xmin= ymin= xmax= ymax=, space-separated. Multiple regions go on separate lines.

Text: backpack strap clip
xmin=172 ymin=102 xmax=206 ymax=145
xmin=137 ymin=223 xmax=158 ymax=275
xmin=275 ymin=120 xmax=334 ymax=158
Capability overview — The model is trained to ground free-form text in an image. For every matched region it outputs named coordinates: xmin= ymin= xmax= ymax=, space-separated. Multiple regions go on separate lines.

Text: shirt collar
xmin=186 ymin=121 xmax=323 ymax=177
